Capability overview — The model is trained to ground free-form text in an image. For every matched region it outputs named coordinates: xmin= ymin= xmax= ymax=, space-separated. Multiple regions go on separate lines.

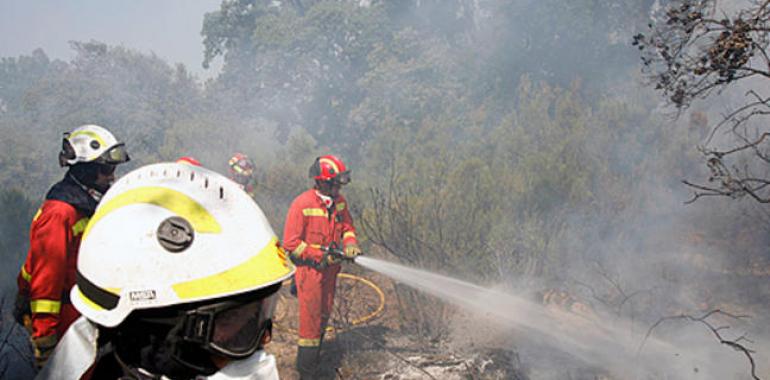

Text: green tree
xmin=203 ymin=1 xmax=388 ymax=146
xmin=0 ymin=42 xmax=204 ymax=193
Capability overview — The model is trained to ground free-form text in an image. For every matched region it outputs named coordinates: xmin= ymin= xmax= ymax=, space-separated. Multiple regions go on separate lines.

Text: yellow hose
xmin=274 ymin=272 xmax=386 ymax=334
xmin=338 ymin=273 xmax=386 ymax=326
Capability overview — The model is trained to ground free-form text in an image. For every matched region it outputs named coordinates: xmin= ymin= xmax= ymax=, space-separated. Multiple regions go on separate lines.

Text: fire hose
xmin=276 ymin=245 xmax=385 ymax=334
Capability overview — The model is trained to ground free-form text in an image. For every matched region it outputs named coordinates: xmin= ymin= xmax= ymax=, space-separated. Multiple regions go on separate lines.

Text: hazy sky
xmin=0 ymin=0 xmax=223 ymax=80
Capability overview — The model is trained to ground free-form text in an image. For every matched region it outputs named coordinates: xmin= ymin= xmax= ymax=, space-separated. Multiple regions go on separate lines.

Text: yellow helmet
xmin=71 ymin=162 xmax=294 ymax=328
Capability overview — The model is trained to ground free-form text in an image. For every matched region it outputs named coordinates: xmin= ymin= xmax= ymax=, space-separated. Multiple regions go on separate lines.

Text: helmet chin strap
xmin=113 ymin=317 xmax=219 ymax=379
xmin=68 ymin=172 xmax=105 ymax=202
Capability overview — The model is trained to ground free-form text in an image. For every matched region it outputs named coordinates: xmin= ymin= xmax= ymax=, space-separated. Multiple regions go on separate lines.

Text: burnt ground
xmin=267 ymin=254 xmax=770 ymax=379
xmin=268 ymin=266 xmax=525 ymax=380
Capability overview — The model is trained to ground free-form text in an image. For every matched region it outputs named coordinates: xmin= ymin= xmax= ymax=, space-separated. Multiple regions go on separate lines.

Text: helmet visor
xmin=100 ymin=143 xmax=130 ymax=165
xmin=335 ymin=170 xmax=351 ymax=185
xmin=59 ymin=138 xmax=77 ymax=166
xmin=208 ymin=292 xmax=278 ymax=357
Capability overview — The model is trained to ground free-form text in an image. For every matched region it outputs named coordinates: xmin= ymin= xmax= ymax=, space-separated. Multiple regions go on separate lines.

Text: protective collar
xmin=118 ymin=351 xmax=279 ymax=380
xmin=37 ymin=317 xmax=99 ymax=380
xmin=206 ymin=350 xmax=279 ymax=380
xmin=45 ymin=174 xmax=100 ymax=216
xmin=37 ymin=317 xmax=279 ymax=380
xmin=315 ymin=190 xmax=334 ymax=210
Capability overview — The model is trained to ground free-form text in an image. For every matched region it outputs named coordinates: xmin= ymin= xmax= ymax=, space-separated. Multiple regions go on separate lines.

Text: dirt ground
xmin=267 ymin=265 xmax=522 ymax=379
xmin=266 ymin=256 xmax=770 ymax=379
xmin=269 ymin=266 xmax=400 ymax=379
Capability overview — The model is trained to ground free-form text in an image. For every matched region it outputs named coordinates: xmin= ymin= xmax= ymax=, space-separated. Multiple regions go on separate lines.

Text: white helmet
xmin=59 ymin=124 xmax=129 ymax=167
xmin=71 ymin=162 xmax=295 ymax=329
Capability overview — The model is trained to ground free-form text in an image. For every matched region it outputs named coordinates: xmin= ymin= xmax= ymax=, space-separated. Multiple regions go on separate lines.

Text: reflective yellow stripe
xmin=84 ymin=187 xmax=222 ymax=241
xmin=77 ymin=288 xmax=105 ymax=311
xmin=302 ymin=208 xmax=327 ymax=217
xmin=30 ymin=299 xmax=61 ymax=314
xmin=69 ymin=130 xmax=106 ymax=148
xmin=298 ymin=338 xmax=321 ymax=347
xmin=343 ymin=231 xmax=356 ymax=240
xmin=336 ymin=202 xmax=346 ymax=212
xmin=295 ymin=241 xmax=308 ymax=255
xmin=276 ymin=246 xmax=287 ymax=262
xmin=293 ymin=241 xmax=321 ymax=255
xmin=71 ymin=217 xmax=90 ymax=237
xmin=20 ymin=265 xmax=31 ymax=282
xmin=173 ymin=237 xmax=293 ymax=299
xmin=319 ymin=158 xmax=340 ymax=174
xmin=32 ymin=208 xmax=42 ymax=222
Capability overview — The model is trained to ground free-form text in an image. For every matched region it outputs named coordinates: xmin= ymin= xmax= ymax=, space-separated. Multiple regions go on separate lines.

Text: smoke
xmin=357 ymin=256 xmax=766 ymax=379
xmin=495 ymin=101 xmax=770 ymax=379
xmin=355 ymin=2 xmax=770 ymax=378
xmin=2 ymin=1 xmax=770 ymax=378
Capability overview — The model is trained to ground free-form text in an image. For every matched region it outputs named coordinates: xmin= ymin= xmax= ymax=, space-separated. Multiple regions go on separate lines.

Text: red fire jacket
xmin=283 ymin=189 xmax=358 ymax=264
xmin=17 ymin=199 xmax=89 ymax=339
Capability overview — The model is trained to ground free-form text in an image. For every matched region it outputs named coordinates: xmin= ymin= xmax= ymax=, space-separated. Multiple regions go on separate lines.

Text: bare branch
xmin=348 ymin=329 xmax=439 ymax=380
xmin=709 ymin=132 xmax=770 ymax=157
xmin=638 ymin=0 xmax=770 ymax=205
xmin=638 ymin=310 xmax=759 ymax=380
xmin=682 ymin=179 xmax=731 ymax=204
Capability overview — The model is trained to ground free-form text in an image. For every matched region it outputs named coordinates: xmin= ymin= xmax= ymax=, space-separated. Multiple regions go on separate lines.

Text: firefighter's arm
xmin=15 ymin=267 xmax=32 ymax=326
xmin=339 ymin=200 xmax=361 ymax=258
xmin=283 ymin=199 xmax=322 ymax=263
xmin=28 ymin=208 xmax=70 ymax=344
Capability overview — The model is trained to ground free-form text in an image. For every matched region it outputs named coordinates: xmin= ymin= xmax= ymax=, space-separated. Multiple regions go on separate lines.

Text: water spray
xmin=352 ymin=256 xmax=736 ymax=379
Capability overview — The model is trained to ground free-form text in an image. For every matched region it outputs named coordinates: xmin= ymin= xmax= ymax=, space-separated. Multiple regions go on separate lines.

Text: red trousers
xmin=296 ymin=263 xmax=340 ymax=347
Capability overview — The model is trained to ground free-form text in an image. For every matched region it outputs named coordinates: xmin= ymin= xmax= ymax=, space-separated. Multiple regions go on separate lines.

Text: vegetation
xmin=2 ymin=0 xmax=768 ymax=377
xmin=0 ymin=0 xmax=706 ymax=328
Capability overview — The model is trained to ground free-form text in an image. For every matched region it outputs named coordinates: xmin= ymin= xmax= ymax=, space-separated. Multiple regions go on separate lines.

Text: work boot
xmin=296 ymin=345 xmax=320 ymax=379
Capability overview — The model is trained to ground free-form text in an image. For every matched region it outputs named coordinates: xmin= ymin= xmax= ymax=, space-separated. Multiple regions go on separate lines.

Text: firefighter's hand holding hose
xmin=323 ymin=243 xmax=361 ymax=266
xmin=344 ymin=243 xmax=362 ymax=260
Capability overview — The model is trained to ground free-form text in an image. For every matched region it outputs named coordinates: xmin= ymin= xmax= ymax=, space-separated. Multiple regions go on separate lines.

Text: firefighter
xmin=228 ymin=152 xmax=257 ymax=197
xmin=37 ymin=162 xmax=295 ymax=380
xmin=283 ymin=154 xmax=362 ymax=379
xmin=14 ymin=124 xmax=129 ymax=369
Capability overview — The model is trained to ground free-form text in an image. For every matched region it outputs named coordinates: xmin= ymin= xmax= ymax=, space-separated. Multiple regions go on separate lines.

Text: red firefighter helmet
xmin=228 ymin=152 xmax=254 ymax=177
xmin=309 ymin=155 xmax=350 ymax=184
xmin=176 ymin=156 xmax=202 ymax=166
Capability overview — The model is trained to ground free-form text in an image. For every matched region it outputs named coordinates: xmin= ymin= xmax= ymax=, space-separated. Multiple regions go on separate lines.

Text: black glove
xmin=32 ymin=334 xmax=58 ymax=369
xmin=13 ymin=293 xmax=30 ymax=326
